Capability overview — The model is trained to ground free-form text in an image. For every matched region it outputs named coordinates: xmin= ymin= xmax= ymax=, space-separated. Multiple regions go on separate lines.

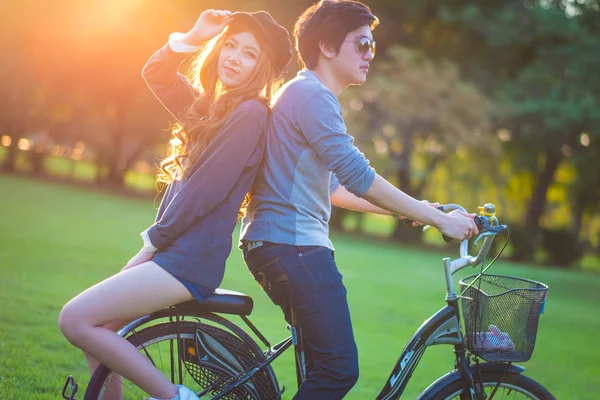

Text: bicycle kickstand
xmin=62 ymin=375 xmax=79 ymax=400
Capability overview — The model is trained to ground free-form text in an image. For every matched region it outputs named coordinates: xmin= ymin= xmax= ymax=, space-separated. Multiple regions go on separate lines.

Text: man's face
xmin=331 ymin=25 xmax=375 ymax=86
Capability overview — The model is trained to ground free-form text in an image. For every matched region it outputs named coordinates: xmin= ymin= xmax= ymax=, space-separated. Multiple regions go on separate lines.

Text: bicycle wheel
xmin=85 ymin=321 xmax=280 ymax=400
xmin=420 ymin=371 xmax=555 ymax=400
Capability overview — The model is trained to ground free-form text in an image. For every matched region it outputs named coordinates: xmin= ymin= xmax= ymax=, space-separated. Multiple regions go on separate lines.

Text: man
xmin=240 ymin=1 xmax=479 ymax=398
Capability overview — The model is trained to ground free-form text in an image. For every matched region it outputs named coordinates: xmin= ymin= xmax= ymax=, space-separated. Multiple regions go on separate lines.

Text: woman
xmin=59 ymin=9 xmax=291 ymax=400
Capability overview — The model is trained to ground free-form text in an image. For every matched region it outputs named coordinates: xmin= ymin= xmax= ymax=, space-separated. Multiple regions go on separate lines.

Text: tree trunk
xmin=106 ymin=164 xmax=126 ymax=185
xmin=104 ymin=105 xmax=126 ymax=186
xmin=2 ymin=134 xmax=17 ymax=172
xmin=391 ymin=131 xmax=423 ymax=243
xmin=330 ymin=206 xmax=347 ymax=231
xmin=29 ymin=149 xmax=46 ymax=175
xmin=512 ymin=148 xmax=563 ymax=261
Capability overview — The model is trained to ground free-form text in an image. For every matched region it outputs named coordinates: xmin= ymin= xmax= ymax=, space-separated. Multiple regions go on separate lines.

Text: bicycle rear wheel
xmin=420 ymin=371 xmax=555 ymax=400
xmin=85 ymin=321 xmax=280 ymax=400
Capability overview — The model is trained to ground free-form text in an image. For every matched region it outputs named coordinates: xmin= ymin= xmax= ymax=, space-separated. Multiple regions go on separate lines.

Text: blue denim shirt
xmin=142 ymin=44 xmax=267 ymax=288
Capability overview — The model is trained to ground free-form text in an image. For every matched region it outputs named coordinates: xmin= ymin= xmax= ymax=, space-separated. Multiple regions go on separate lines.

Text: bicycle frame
xmin=375 ymin=301 xmax=463 ymax=400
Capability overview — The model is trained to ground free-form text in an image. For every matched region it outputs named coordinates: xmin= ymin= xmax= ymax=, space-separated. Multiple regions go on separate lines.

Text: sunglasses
xmin=344 ymin=37 xmax=376 ymax=57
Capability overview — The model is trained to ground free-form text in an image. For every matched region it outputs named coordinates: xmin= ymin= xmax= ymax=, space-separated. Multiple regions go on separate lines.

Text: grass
xmin=0 ymin=173 xmax=599 ymax=399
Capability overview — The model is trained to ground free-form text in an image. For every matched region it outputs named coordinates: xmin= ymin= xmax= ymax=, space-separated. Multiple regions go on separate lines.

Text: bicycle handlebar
xmin=435 ymin=203 xmax=508 ymax=299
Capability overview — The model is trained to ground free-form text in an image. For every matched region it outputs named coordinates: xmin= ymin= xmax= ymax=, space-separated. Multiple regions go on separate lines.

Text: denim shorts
xmin=171 ymin=274 xmax=215 ymax=304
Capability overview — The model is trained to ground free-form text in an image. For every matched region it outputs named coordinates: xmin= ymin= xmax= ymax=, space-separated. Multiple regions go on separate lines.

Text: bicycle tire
xmin=418 ymin=371 xmax=555 ymax=400
xmin=85 ymin=321 xmax=280 ymax=400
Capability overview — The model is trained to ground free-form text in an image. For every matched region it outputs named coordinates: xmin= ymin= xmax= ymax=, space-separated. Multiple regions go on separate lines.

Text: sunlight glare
xmin=580 ymin=133 xmax=590 ymax=147
xmin=17 ymin=138 xmax=32 ymax=151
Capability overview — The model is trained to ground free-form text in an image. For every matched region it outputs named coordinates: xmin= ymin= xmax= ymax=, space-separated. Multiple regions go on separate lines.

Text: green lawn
xmin=1 ymin=174 xmax=598 ymax=399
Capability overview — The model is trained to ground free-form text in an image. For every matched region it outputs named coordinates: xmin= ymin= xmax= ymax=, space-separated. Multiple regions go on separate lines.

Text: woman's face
xmin=218 ymin=31 xmax=262 ymax=89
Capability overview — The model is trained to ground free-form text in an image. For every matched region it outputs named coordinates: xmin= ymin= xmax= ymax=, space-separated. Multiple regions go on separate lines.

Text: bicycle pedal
xmin=61 ymin=375 xmax=79 ymax=400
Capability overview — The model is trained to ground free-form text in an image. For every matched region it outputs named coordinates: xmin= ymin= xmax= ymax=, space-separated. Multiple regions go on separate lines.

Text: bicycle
xmin=62 ymin=203 xmax=555 ymax=400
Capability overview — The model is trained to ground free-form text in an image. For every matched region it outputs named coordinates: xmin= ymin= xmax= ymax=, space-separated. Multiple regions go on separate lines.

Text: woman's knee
xmin=58 ymin=300 xmax=87 ymax=345
xmin=59 ymin=299 xmax=127 ymax=345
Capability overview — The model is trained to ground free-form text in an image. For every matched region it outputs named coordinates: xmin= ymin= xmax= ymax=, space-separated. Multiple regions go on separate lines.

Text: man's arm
xmin=298 ymin=89 xmax=477 ymax=241
xmin=331 ymin=185 xmax=393 ymax=215
xmin=297 ymin=89 xmax=375 ymax=197
xmin=361 ymin=174 xmax=478 ymax=240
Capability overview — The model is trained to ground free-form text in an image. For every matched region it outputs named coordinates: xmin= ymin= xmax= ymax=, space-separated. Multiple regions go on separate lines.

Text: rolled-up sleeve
xmin=329 ymin=173 xmax=340 ymax=194
xmin=297 ymin=89 xmax=375 ymax=197
xmin=145 ymin=103 xmax=266 ymax=250
xmin=142 ymin=44 xmax=198 ymax=122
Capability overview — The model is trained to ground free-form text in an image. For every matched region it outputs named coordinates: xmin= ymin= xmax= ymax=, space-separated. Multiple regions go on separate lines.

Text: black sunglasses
xmin=344 ymin=37 xmax=376 ymax=57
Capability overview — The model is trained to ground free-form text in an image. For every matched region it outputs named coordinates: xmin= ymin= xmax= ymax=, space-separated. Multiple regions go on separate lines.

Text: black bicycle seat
xmin=175 ymin=289 xmax=254 ymax=316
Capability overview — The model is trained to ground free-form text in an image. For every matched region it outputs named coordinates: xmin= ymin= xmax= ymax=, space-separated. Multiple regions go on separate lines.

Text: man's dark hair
xmin=294 ymin=0 xmax=379 ymax=70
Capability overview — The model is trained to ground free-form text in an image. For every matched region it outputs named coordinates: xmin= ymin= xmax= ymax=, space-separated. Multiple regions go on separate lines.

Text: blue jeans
xmin=243 ymin=242 xmax=359 ymax=400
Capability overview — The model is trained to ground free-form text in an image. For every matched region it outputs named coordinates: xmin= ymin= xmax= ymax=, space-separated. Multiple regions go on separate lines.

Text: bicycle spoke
xmin=446 ymin=382 xmax=545 ymax=399
xmin=156 ymin=339 xmax=164 ymax=376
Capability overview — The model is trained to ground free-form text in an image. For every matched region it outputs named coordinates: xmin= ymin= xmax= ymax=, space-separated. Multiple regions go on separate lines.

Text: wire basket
xmin=460 ymin=274 xmax=548 ymax=363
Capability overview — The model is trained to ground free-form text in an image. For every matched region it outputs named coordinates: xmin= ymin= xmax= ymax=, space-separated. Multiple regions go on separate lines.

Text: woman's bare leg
xmin=82 ymin=320 xmax=128 ymax=400
xmin=59 ymin=262 xmax=193 ymax=399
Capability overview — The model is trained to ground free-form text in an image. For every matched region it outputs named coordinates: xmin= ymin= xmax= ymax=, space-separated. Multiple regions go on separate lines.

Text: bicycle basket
xmin=460 ymin=274 xmax=548 ymax=363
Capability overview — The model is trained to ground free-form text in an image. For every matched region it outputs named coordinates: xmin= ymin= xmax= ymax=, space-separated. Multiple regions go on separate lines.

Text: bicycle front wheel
xmin=85 ymin=321 xmax=279 ymax=400
xmin=420 ymin=371 xmax=555 ymax=400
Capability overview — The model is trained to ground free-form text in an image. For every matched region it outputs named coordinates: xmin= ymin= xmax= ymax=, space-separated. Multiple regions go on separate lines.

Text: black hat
xmin=229 ymin=11 xmax=292 ymax=77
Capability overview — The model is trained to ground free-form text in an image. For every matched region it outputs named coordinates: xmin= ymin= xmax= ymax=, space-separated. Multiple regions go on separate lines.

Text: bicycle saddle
xmin=176 ymin=289 xmax=254 ymax=316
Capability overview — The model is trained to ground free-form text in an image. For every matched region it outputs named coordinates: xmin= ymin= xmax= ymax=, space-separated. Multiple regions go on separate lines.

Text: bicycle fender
xmin=416 ymin=363 xmax=525 ymax=399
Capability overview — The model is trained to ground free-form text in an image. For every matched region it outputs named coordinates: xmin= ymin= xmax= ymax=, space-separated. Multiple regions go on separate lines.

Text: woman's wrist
xmin=182 ymin=30 xmax=211 ymax=46
xmin=167 ymin=32 xmax=200 ymax=53
xmin=140 ymin=230 xmax=158 ymax=253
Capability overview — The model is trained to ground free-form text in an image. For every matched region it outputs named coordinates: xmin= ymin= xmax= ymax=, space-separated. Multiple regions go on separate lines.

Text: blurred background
xmin=1 ymin=0 xmax=599 ymax=269
xmin=1 ymin=1 xmax=600 ymax=398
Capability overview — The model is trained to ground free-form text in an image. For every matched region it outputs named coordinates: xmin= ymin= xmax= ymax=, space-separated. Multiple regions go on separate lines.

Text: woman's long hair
xmin=158 ymin=23 xmax=281 ymax=218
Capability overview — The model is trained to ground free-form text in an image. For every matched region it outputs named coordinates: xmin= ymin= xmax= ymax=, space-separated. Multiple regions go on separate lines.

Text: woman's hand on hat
xmin=184 ymin=9 xmax=232 ymax=46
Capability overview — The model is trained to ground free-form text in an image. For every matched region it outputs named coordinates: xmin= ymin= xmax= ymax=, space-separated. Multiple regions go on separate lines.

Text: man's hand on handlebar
xmin=439 ymin=210 xmax=479 ymax=242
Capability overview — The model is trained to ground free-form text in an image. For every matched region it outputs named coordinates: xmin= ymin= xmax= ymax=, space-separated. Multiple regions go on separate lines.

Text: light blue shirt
xmin=240 ymin=69 xmax=375 ymax=249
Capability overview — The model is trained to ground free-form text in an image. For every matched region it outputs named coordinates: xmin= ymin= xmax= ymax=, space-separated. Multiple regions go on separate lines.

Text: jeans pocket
xmin=248 ymin=258 xmax=291 ymax=307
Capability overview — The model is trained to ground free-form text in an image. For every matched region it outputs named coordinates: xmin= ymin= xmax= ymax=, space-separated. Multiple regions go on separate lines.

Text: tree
xmin=379 ymin=0 xmax=600 ymax=261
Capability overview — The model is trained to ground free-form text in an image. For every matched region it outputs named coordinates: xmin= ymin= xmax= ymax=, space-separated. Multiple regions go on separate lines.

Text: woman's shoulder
xmin=219 ymin=99 xmax=269 ymax=140
xmin=231 ymin=98 xmax=269 ymax=123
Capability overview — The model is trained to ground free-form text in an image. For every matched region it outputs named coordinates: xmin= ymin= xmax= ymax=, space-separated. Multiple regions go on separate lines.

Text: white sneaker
xmin=174 ymin=385 xmax=201 ymax=400
xmin=148 ymin=385 xmax=200 ymax=400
